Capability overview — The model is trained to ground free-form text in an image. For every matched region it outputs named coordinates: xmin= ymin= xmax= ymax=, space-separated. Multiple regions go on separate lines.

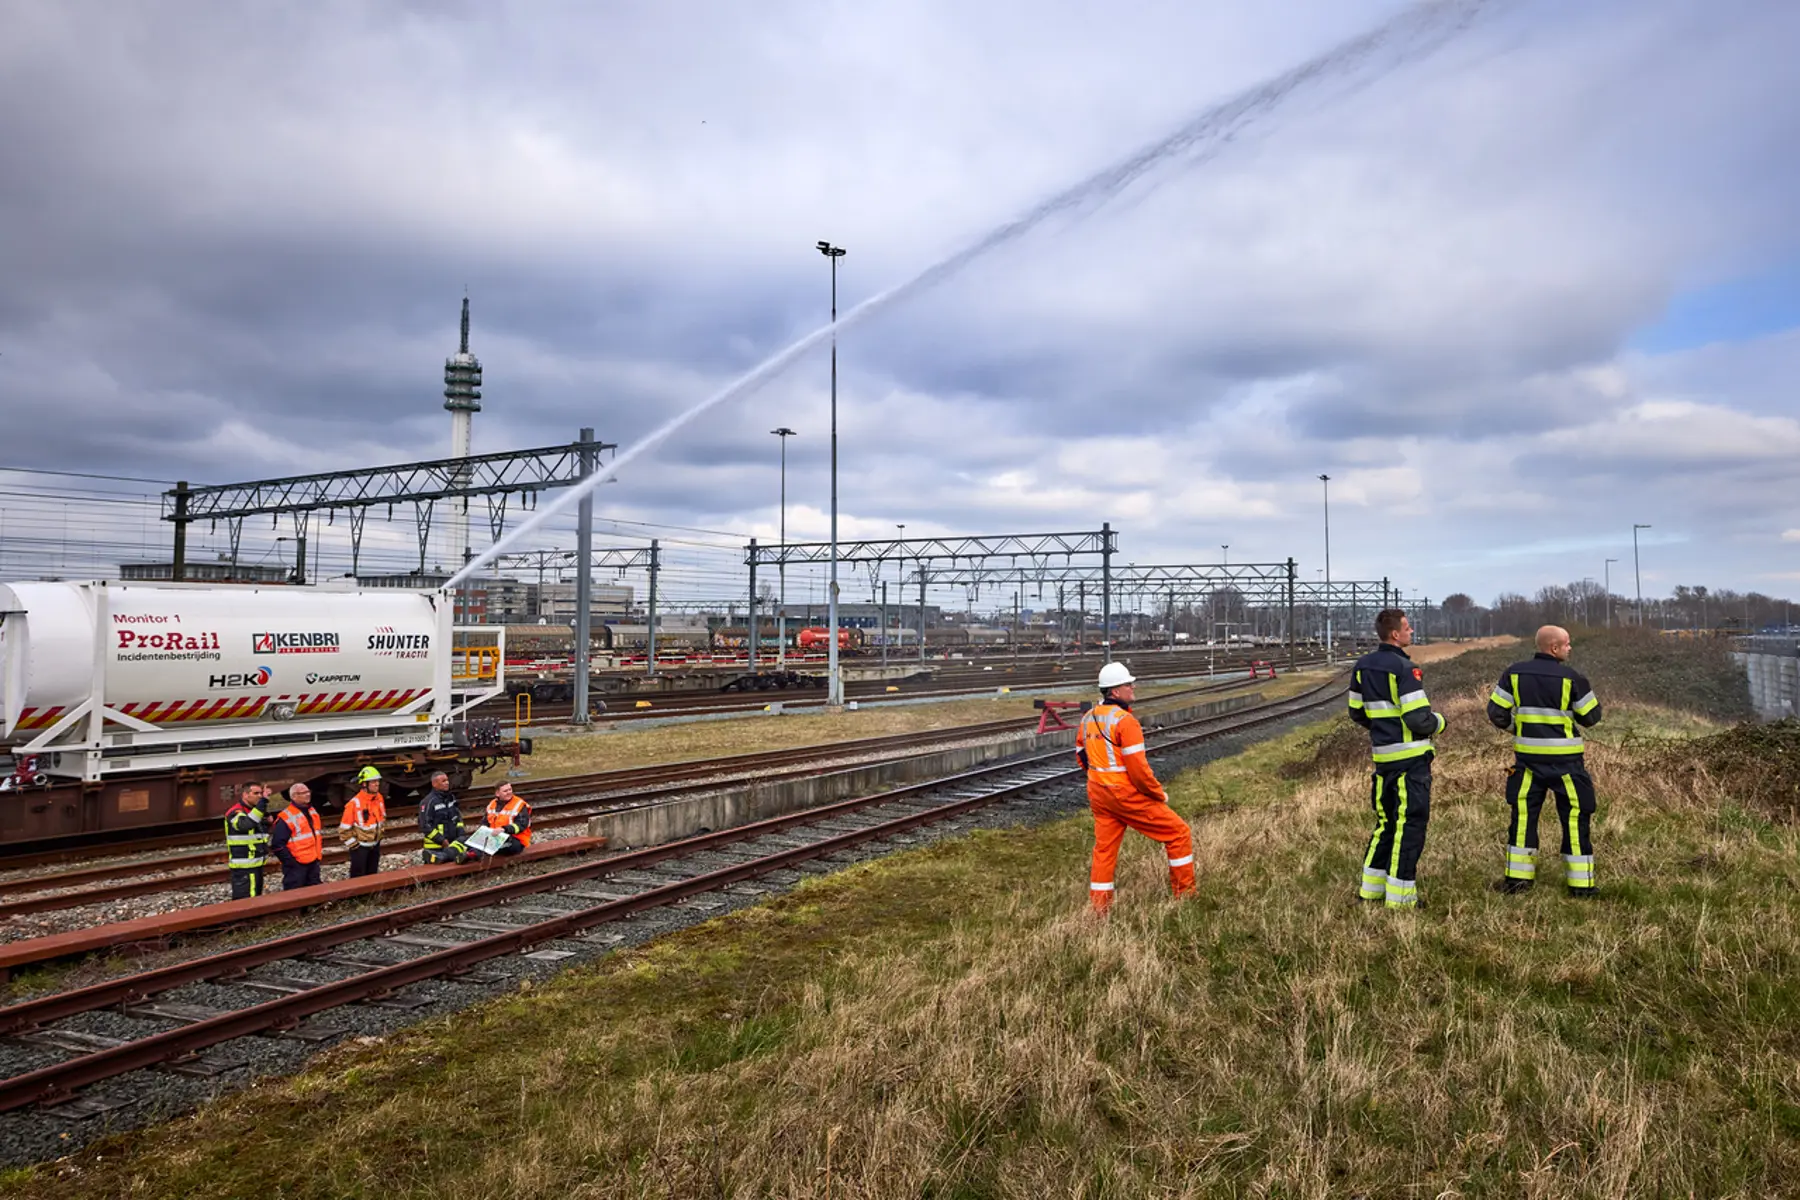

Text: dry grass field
xmin=17 ymin=634 xmax=1794 ymax=1198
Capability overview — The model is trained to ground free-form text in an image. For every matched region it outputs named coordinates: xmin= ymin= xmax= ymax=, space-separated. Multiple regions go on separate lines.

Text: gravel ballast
xmin=0 ymin=701 xmax=1332 ymax=1169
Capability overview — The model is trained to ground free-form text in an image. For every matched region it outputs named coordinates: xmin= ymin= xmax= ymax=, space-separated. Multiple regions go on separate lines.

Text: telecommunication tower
xmin=443 ymin=296 xmax=483 ymax=568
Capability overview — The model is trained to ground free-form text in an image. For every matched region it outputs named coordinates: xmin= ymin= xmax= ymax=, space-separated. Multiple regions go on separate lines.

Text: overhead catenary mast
xmin=443 ymin=297 xmax=483 ymax=571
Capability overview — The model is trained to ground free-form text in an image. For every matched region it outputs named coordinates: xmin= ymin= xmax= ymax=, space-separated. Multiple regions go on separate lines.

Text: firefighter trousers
xmin=228 ymin=866 xmax=265 ymax=900
xmin=1088 ymin=793 xmax=1195 ymax=912
xmin=1360 ymin=761 xmax=1431 ymax=909
xmin=347 ymin=844 xmax=381 ymax=877
xmin=280 ymin=860 xmax=323 ymax=890
xmin=1502 ymin=764 xmax=1596 ymax=891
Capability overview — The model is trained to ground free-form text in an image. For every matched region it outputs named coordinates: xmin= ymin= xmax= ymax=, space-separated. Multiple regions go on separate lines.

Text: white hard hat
xmin=1097 ymin=662 xmax=1135 ymax=690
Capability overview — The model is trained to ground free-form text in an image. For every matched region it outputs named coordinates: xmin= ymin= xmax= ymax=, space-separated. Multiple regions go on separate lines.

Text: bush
xmin=1419 ymin=629 xmax=1753 ymax=724
xmin=1647 ymin=718 xmax=1800 ymax=822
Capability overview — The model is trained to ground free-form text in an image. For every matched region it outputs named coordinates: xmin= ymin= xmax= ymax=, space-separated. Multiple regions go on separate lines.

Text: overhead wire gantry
xmin=160 ymin=435 xmax=617 ymax=581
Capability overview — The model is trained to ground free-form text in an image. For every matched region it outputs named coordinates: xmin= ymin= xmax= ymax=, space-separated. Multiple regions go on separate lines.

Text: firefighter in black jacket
xmin=418 ymin=771 xmax=475 ymax=864
xmin=222 ymin=782 xmax=274 ymax=900
xmin=1486 ymin=625 xmax=1604 ymax=896
xmin=1347 ymin=609 xmax=1445 ymax=909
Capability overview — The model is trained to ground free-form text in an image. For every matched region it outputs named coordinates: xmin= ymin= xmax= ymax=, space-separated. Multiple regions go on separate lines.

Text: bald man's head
xmin=1536 ymin=625 xmax=1571 ymax=660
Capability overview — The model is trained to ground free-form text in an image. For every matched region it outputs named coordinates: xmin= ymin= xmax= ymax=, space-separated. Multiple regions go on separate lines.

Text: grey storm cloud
xmin=3 ymin=0 xmax=1800 ymax=603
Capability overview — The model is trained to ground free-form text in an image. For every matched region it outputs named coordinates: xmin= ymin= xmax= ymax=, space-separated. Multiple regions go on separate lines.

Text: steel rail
xmin=512 ymin=651 xmax=1306 ymax=723
xmin=0 ymin=670 xmax=1282 ymax=892
xmin=0 ymin=678 xmax=1343 ymax=1112
xmin=0 ymin=681 xmax=1337 ymax=1025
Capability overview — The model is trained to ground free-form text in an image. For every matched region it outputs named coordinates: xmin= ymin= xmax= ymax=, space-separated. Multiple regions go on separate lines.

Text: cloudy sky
xmin=3 ymin=0 xmax=1799 ymax=609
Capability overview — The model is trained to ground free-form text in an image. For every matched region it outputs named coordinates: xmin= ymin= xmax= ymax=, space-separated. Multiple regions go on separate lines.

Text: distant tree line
xmin=1430 ymin=582 xmax=1800 ymax=639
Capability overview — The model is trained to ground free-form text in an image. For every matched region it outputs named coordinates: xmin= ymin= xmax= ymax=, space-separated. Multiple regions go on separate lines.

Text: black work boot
xmin=1491 ymin=878 xmax=1534 ymax=895
xmin=1566 ymin=886 xmax=1599 ymax=900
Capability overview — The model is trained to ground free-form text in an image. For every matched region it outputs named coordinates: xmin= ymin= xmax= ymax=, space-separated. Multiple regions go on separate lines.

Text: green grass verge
xmin=14 ymin=684 xmax=1800 ymax=1197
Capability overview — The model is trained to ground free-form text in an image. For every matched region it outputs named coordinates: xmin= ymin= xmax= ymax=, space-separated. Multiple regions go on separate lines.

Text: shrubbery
xmin=1422 ymin=628 xmax=1753 ymax=724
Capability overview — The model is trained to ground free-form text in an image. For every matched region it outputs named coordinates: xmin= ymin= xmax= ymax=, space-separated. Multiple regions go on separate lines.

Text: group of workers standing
xmin=221 ymin=769 xmax=534 ymax=900
xmin=1080 ymin=609 xmax=1604 ymax=912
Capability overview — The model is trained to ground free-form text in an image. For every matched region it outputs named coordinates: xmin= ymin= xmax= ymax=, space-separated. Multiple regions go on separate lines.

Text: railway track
xmin=485 ymin=647 xmax=1313 ymax=724
xmin=0 ymin=678 xmax=1343 ymax=1115
xmin=0 ymin=669 xmax=1299 ymax=893
xmin=0 ymin=654 xmax=1326 ymax=871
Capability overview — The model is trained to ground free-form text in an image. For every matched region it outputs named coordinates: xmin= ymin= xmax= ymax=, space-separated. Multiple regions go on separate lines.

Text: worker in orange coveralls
xmin=1078 ymin=661 xmax=1195 ymax=913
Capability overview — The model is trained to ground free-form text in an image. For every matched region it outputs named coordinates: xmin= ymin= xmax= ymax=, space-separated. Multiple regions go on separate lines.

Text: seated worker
xmin=418 ymin=771 xmax=474 ymax=864
xmin=483 ymin=781 xmax=533 ymax=857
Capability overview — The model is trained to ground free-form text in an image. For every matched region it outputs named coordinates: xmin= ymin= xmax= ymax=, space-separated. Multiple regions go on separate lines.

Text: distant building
xmin=778 ymin=601 xmax=942 ymax=629
xmin=532 ymin=580 xmax=634 ymax=622
xmin=120 ymin=560 xmax=290 ymax=584
xmin=348 ymin=575 xmax=631 ymax=625
xmin=355 ymin=571 xmax=497 ymax=624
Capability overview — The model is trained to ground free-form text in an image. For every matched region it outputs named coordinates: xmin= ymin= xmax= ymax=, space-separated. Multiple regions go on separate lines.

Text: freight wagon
xmin=0 ymin=581 xmax=523 ymax=844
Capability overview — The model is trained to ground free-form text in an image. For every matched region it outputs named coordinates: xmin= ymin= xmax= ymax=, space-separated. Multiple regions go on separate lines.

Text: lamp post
xmin=890 ymin=523 xmax=904 ymax=663
xmin=771 ymin=427 xmax=796 ymax=670
xmin=1604 ymin=558 xmax=1618 ymax=628
xmin=1632 ymin=524 xmax=1651 ymax=627
xmin=817 ymin=240 xmax=847 ymax=707
xmin=1319 ymin=474 xmax=1333 ymax=660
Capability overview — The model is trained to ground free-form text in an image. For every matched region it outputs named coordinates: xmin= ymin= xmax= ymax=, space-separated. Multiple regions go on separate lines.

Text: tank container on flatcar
xmin=0 ymin=581 xmax=502 ymax=784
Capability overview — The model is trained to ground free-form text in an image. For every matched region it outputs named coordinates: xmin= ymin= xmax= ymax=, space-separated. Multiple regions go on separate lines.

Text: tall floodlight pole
xmin=1319 ymin=474 xmax=1333 ymax=660
xmin=1632 ymin=524 xmax=1651 ymax=627
xmin=571 ymin=427 xmax=596 ymax=726
xmin=771 ymin=427 xmax=796 ymax=670
xmin=1604 ymin=558 xmax=1618 ymax=628
xmin=1220 ymin=544 xmax=1229 ymax=641
xmin=817 ymin=240 xmax=848 ymax=707
xmin=893 ymin=523 xmax=905 ymax=660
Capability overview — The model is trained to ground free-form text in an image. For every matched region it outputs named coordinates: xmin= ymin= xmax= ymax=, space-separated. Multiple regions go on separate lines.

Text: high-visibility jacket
xmin=272 ymin=803 xmax=323 ymax=865
xmin=338 ymin=787 xmax=387 ymax=846
xmin=1075 ymin=702 xmax=1167 ymax=806
xmin=1485 ymin=652 xmax=1603 ymax=772
xmin=223 ymin=802 xmax=270 ymax=869
xmin=485 ymin=794 xmax=533 ymax=846
xmin=1347 ymin=643 xmax=1445 ymax=766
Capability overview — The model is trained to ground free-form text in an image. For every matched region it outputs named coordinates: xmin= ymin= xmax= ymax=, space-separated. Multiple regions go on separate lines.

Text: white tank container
xmin=0 ymin=582 xmax=441 ymax=738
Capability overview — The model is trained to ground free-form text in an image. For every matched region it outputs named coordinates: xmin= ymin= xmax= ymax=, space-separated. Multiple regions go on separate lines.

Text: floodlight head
xmin=817 ymin=241 xmax=846 ymax=258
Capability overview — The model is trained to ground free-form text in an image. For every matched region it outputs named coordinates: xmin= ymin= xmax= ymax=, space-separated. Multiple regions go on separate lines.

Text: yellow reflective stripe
xmin=1372 ymin=740 xmax=1433 ymax=762
xmin=1515 ymin=738 xmax=1584 ymax=753
xmin=1388 ymin=773 xmax=1409 ymax=879
xmin=1488 ymin=689 xmax=1514 ymax=708
xmin=1514 ymin=768 xmax=1533 ymax=847
xmin=1563 ymin=774 xmax=1582 ymax=857
xmin=1362 ymin=704 xmax=1403 ymax=718
xmin=1572 ymin=690 xmax=1599 ymax=716
xmin=1362 ymin=775 xmax=1388 ymax=872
